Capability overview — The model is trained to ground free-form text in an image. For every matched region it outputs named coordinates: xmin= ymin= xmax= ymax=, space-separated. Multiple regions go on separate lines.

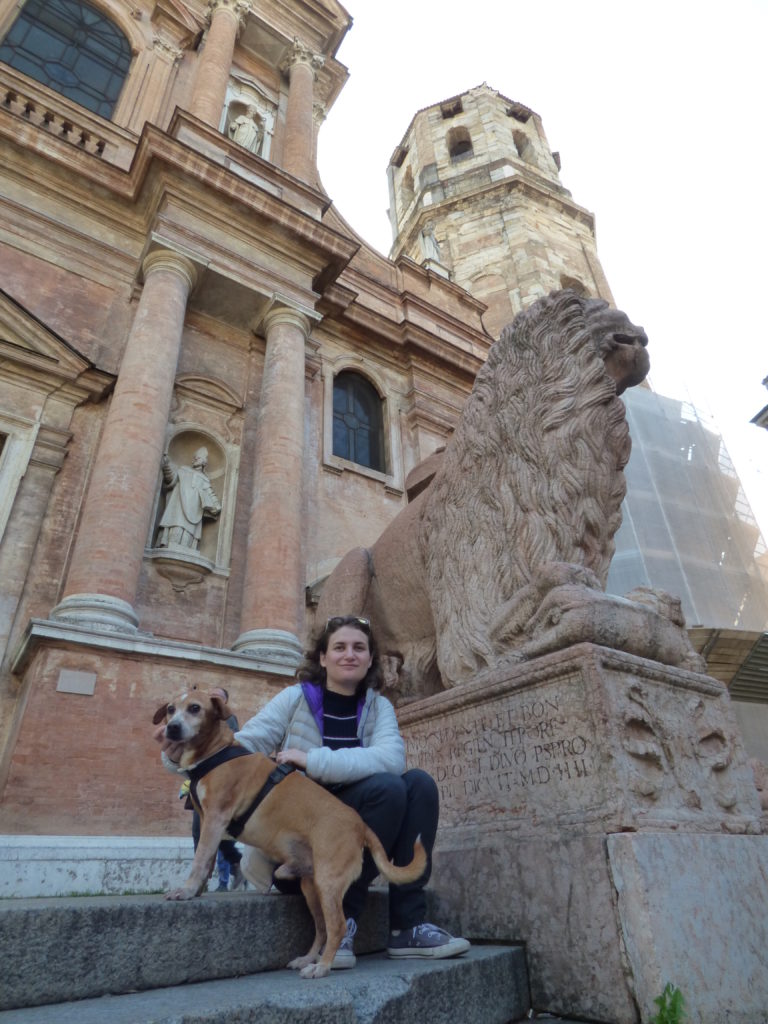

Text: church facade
xmin=0 ymin=0 xmax=491 ymax=835
xmin=1 ymin=1 xmax=765 ymax=840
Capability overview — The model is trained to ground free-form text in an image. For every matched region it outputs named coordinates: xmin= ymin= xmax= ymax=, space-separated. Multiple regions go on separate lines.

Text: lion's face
xmin=585 ymin=301 xmax=650 ymax=395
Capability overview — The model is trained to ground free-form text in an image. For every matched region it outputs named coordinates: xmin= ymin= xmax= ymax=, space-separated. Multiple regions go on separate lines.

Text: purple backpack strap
xmin=300 ymin=681 xmax=325 ymax=735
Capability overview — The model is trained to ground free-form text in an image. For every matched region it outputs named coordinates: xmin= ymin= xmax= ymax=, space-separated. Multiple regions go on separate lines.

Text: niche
xmin=151 ymin=430 xmax=225 ymax=567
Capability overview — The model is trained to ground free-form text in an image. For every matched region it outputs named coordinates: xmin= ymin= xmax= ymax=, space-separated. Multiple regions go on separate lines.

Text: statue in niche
xmin=419 ymin=223 xmax=442 ymax=263
xmin=228 ymin=105 xmax=264 ymax=155
xmin=317 ymin=289 xmax=704 ymax=699
xmin=157 ymin=447 xmax=221 ymax=552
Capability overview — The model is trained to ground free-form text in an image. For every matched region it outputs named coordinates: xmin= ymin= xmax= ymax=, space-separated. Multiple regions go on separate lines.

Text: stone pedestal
xmin=397 ymin=644 xmax=765 ymax=1024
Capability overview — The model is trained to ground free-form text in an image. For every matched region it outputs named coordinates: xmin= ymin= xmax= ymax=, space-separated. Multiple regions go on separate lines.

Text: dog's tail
xmin=364 ymin=828 xmax=427 ymax=885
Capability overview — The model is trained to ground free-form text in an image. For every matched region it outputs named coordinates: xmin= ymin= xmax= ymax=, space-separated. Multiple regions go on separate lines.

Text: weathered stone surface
xmin=0 ymin=835 xmax=192 ymax=899
xmin=397 ymin=646 xmax=763 ymax=1024
xmin=0 ymin=945 xmax=525 ymax=1024
xmin=0 ymin=890 xmax=380 ymax=1010
xmin=428 ymin=832 xmax=635 ymax=1024
xmin=608 ymin=833 xmax=768 ymax=1024
xmin=399 ymin=645 xmax=760 ymax=836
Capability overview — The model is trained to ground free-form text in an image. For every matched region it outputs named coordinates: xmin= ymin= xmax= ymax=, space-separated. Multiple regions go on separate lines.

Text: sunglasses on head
xmin=325 ymin=616 xmax=371 ymax=631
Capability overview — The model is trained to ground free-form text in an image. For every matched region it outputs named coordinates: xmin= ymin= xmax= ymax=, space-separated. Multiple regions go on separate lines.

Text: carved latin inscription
xmin=404 ymin=672 xmax=604 ymax=827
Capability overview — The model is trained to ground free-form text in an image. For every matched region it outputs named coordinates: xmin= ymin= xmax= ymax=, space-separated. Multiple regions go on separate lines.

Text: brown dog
xmin=153 ymin=689 xmax=427 ymax=978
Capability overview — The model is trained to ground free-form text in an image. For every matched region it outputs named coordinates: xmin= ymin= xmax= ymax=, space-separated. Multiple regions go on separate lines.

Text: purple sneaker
xmin=386 ymin=923 xmax=470 ymax=959
xmin=331 ymin=917 xmax=357 ymax=969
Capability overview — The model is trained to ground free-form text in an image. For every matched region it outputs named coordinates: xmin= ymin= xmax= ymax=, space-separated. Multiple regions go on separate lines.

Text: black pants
xmin=276 ymin=768 xmax=438 ymax=930
xmin=191 ymin=810 xmax=242 ymax=867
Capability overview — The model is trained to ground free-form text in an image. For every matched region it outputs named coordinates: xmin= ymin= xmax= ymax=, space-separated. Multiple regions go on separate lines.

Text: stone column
xmin=189 ymin=0 xmax=249 ymax=129
xmin=51 ymin=250 xmax=197 ymax=633
xmin=233 ymin=305 xmax=310 ymax=664
xmin=280 ymin=39 xmax=324 ymax=182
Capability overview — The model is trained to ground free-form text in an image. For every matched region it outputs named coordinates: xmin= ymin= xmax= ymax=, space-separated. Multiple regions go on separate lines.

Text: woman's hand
xmin=276 ymin=748 xmax=308 ymax=770
xmin=153 ymin=723 xmax=185 ymax=764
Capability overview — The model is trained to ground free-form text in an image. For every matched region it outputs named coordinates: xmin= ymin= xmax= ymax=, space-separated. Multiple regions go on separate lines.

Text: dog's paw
xmin=164 ymin=887 xmax=197 ymax=901
xmin=299 ymin=963 xmax=331 ymax=979
xmin=287 ymin=954 xmax=315 ymax=970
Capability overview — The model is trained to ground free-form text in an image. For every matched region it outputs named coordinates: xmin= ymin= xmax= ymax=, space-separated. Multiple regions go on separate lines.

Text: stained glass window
xmin=332 ymin=372 xmax=385 ymax=472
xmin=0 ymin=0 xmax=131 ymax=119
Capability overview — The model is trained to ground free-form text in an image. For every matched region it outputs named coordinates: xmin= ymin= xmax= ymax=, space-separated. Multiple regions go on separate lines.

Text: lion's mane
xmin=419 ymin=290 xmax=633 ymax=685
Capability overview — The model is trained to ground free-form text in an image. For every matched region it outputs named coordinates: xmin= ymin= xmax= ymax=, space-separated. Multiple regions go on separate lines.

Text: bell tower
xmin=387 ymin=84 xmax=613 ymax=337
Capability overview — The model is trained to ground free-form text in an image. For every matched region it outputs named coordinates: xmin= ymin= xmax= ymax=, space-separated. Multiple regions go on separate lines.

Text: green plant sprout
xmin=650 ymin=983 xmax=686 ymax=1024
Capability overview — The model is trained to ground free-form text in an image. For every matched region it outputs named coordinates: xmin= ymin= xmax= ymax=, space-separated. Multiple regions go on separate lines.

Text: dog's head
xmin=152 ymin=688 xmax=231 ymax=749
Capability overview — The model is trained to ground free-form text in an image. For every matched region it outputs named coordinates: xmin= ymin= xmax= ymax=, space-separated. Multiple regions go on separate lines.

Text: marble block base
xmin=397 ymin=643 xmax=764 ymax=1024
xmin=609 ymin=832 xmax=768 ymax=1024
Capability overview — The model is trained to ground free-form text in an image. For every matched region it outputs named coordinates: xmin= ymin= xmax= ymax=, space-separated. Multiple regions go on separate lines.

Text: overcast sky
xmin=316 ymin=0 xmax=768 ymax=543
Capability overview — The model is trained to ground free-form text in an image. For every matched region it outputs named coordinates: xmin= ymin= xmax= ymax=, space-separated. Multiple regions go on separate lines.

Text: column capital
xmin=207 ymin=0 xmax=250 ymax=31
xmin=261 ymin=303 xmax=312 ymax=339
xmin=141 ymin=249 xmax=199 ymax=291
xmin=152 ymin=37 xmax=184 ymax=64
xmin=280 ymin=37 xmax=325 ymax=78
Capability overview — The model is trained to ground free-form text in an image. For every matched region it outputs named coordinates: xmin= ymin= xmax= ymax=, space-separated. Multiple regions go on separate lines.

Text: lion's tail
xmin=364 ymin=828 xmax=427 ymax=885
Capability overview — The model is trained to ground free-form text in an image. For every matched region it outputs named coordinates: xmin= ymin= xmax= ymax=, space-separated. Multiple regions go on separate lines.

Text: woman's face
xmin=320 ymin=626 xmax=373 ymax=694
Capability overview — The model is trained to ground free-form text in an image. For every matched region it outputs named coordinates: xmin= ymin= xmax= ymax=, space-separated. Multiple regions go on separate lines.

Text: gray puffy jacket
xmin=234 ymin=682 xmax=406 ymax=786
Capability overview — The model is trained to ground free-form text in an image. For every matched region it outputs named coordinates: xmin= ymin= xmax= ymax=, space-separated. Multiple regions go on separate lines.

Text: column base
xmin=231 ymin=628 xmax=303 ymax=668
xmin=49 ymin=594 xmax=139 ymax=635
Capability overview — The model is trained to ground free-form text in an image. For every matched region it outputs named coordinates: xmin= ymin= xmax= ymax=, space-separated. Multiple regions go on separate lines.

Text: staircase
xmin=0 ymin=889 xmax=531 ymax=1023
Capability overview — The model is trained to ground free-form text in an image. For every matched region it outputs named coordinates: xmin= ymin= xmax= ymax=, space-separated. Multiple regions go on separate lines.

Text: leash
xmin=187 ymin=748 xmax=296 ymax=839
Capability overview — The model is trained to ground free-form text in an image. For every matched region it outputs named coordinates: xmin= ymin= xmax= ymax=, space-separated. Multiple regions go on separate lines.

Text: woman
xmin=234 ymin=614 xmax=469 ymax=968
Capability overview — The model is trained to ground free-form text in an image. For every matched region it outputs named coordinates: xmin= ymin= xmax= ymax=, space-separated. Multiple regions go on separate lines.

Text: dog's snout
xmin=166 ymin=721 xmax=183 ymax=741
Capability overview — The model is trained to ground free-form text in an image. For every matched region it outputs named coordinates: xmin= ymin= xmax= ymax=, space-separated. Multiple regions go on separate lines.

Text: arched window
xmin=447 ymin=125 xmax=473 ymax=162
xmin=0 ymin=0 xmax=131 ymax=119
xmin=332 ymin=372 xmax=385 ymax=472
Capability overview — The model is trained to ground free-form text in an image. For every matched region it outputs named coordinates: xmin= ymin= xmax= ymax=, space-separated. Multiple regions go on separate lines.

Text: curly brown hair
xmin=297 ymin=615 xmax=383 ymax=694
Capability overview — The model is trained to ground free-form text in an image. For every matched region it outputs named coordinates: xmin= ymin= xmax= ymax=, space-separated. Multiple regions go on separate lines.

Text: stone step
xmin=1 ymin=888 xmax=529 ymax=1020
xmin=0 ymin=834 xmax=194 ymax=899
xmin=0 ymin=946 xmax=528 ymax=1024
xmin=2 ymin=889 xmax=381 ymax=1009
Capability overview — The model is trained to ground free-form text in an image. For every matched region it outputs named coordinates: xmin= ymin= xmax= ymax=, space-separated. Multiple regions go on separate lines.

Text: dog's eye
xmin=167 ymin=705 xmax=175 ymax=715
xmin=188 ymin=703 xmax=201 ymax=714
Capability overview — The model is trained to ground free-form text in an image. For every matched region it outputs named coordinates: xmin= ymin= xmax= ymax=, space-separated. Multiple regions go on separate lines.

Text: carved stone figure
xmin=317 ymin=289 xmax=670 ymax=697
xmin=419 ymin=223 xmax=442 ymax=263
xmin=157 ymin=447 xmax=221 ymax=552
xmin=489 ymin=564 xmax=705 ymax=674
xmin=228 ymin=105 xmax=263 ymax=155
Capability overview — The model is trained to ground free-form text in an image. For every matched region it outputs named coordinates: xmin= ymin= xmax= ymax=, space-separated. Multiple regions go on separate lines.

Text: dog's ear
xmin=210 ymin=694 xmax=230 ymax=720
xmin=152 ymin=703 xmax=169 ymax=725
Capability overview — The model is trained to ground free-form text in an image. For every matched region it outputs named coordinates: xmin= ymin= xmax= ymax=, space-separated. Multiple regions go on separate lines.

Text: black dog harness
xmin=187 ymin=747 xmax=296 ymax=839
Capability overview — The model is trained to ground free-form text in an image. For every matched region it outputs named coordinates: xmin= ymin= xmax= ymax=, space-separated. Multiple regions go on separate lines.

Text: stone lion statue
xmin=317 ymin=290 xmax=701 ymax=698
